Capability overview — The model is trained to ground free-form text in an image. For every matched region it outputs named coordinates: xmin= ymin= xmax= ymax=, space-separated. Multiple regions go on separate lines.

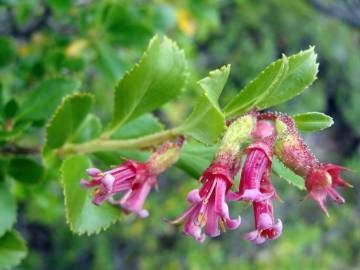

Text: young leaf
xmin=0 ymin=230 xmax=27 ymax=269
xmin=61 ymin=155 xmax=121 ymax=235
xmin=176 ymin=142 xmax=217 ymax=179
xmin=7 ymin=158 xmax=44 ymax=184
xmin=110 ymin=113 xmax=164 ymax=140
xmin=44 ymin=93 xmax=93 ymax=149
xmin=109 ymin=35 xmax=188 ymax=133
xmin=0 ymin=182 xmax=16 ymax=237
xmin=272 ymin=157 xmax=305 ymax=190
xmin=176 ymin=65 xmax=229 ymax=144
xmin=16 ymin=78 xmax=81 ymax=121
xmin=293 ymin=112 xmax=334 ymax=132
xmin=224 ymin=55 xmax=289 ymax=116
xmin=225 ymin=47 xmax=318 ymax=117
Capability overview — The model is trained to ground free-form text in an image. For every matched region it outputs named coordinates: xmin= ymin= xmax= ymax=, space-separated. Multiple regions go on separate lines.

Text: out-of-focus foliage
xmin=0 ymin=0 xmax=359 ymax=269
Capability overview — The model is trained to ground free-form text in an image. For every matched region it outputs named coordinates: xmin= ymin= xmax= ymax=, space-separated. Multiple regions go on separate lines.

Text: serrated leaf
xmin=16 ymin=78 xmax=81 ymax=121
xmin=272 ymin=157 xmax=305 ymax=190
xmin=176 ymin=65 xmax=229 ymax=144
xmin=44 ymin=93 xmax=93 ymax=150
xmin=109 ymin=35 xmax=188 ymax=133
xmin=176 ymin=142 xmax=217 ymax=179
xmin=72 ymin=114 xmax=103 ymax=143
xmin=224 ymin=55 xmax=289 ymax=116
xmin=111 ymin=113 xmax=164 ymax=140
xmin=0 ymin=230 xmax=27 ymax=269
xmin=62 ymin=155 xmax=120 ymax=235
xmin=0 ymin=182 xmax=16 ymax=237
xmin=293 ymin=112 xmax=333 ymax=132
xmin=7 ymin=158 xmax=44 ymax=184
xmin=225 ymin=47 xmax=318 ymax=117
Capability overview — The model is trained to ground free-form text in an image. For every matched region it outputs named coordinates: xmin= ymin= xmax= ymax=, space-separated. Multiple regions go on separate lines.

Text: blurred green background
xmin=1 ymin=0 xmax=360 ymax=269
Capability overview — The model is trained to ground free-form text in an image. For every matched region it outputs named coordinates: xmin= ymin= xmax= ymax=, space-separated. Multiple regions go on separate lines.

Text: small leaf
xmin=111 ymin=113 xmax=164 ymax=140
xmin=72 ymin=114 xmax=103 ymax=143
xmin=176 ymin=65 xmax=229 ymax=144
xmin=16 ymin=78 xmax=81 ymax=121
xmin=44 ymin=93 xmax=93 ymax=150
xmin=224 ymin=55 xmax=289 ymax=116
xmin=109 ymin=35 xmax=188 ymax=133
xmin=0 ymin=230 xmax=27 ymax=269
xmin=0 ymin=182 xmax=17 ymax=237
xmin=272 ymin=157 xmax=305 ymax=190
xmin=61 ymin=155 xmax=120 ymax=235
xmin=0 ymin=121 xmax=30 ymax=140
xmin=7 ymin=158 xmax=44 ymax=184
xmin=225 ymin=47 xmax=318 ymax=117
xmin=292 ymin=112 xmax=334 ymax=132
xmin=176 ymin=141 xmax=217 ymax=179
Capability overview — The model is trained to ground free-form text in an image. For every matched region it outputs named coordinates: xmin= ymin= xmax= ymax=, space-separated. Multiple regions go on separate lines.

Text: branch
xmin=0 ymin=144 xmax=39 ymax=155
xmin=308 ymin=0 xmax=360 ymax=28
xmin=54 ymin=128 xmax=182 ymax=157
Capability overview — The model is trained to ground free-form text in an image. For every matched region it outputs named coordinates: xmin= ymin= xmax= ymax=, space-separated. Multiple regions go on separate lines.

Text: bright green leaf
xmin=72 ymin=114 xmax=103 ymax=143
xmin=0 ymin=230 xmax=27 ymax=269
xmin=16 ymin=78 xmax=81 ymax=121
xmin=176 ymin=141 xmax=217 ymax=179
xmin=109 ymin=35 xmax=188 ymax=133
xmin=225 ymin=47 xmax=318 ymax=117
xmin=61 ymin=155 xmax=120 ymax=235
xmin=44 ymin=93 xmax=93 ymax=149
xmin=111 ymin=113 xmax=164 ymax=139
xmin=224 ymin=55 xmax=288 ymax=116
xmin=7 ymin=158 xmax=44 ymax=184
xmin=272 ymin=157 xmax=305 ymax=190
xmin=176 ymin=65 xmax=229 ymax=144
xmin=293 ymin=112 xmax=334 ymax=132
xmin=0 ymin=182 xmax=16 ymax=237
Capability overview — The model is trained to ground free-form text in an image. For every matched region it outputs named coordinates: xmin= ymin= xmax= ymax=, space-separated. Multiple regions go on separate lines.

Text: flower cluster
xmin=80 ymin=137 xmax=184 ymax=218
xmin=80 ymin=112 xmax=351 ymax=244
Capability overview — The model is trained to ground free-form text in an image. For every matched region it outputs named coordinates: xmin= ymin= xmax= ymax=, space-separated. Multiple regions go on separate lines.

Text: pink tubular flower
xmin=244 ymin=198 xmax=282 ymax=244
xmin=80 ymin=160 xmax=153 ymax=218
xmin=81 ymin=138 xmax=184 ymax=218
xmin=168 ymin=162 xmax=241 ymax=242
xmin=305 ymin=163 xmax=352 ymax=216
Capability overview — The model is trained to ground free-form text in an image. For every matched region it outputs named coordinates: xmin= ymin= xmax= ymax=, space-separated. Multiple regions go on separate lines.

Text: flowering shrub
xmin=0 ymin=33 xmax=352 ymax=267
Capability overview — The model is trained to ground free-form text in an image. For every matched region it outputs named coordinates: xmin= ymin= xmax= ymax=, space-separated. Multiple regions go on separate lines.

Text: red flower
xmin=305 ymin=164 xmax=352 ymax=216
xmin=168 ymin=163 xmax=241 ymax=242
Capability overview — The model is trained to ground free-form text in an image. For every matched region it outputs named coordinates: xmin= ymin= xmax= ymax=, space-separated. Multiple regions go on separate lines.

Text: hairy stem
xmin=54 ymin=128 xmax=181 ymax=157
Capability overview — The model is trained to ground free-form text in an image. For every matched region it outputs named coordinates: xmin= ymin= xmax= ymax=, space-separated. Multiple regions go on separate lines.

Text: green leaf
xmin=109 ymin=35 xmax=188 ymax=133
xmin=16 ymin=78 xmax=81 ymax=121
xmin=61 ymin=155 xmax=121 ymax=235
xmin=111 ymin=113 xmax=164 ymax=139
xmin=225 ymin=47 xmax=318 ymax=116
xmin=176 ymin=141 xmax=217 ymax=179
xmin=7 ymin=157 xmax=44 ymax=184
xmin=72 ymin=114 xmax=103 ymax=143
xmin=0 ymin=37 xmax=16 ymax=68
xmin=0 ymin=182 xmax=17 ymax=237
xmin=272 ymin=157 xmax=305 ymax=190
xmin=176 ymin=65 xmax=229 ymax=144
xmin=0 ymin=230 xmax=27 ymax=269
xmin=292 ymin=112 xmax=334 ymax=132
xmin=4 ymin=99 xmax=19 ymax=118
xmin=224 ymin=55 xmax=289 ymax=116
xmin=44 ymin=93 xmax=93 ymax=150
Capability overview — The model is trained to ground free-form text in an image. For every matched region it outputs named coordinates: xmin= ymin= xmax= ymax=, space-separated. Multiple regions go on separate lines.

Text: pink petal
xmin=271 ymin=219 xmax=283 ymax=240
xmin=80 ymin=178 xmax=101 ymax=188
xmin=257 ymin=213 xmax=273 ymax=231
xmin=187 ymin=189 xmax=202 ymax=203
xmin=238 ymin=189 xmax=273 ymax=202
xmin=86 ymin=168 xmax=102 ymax=177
